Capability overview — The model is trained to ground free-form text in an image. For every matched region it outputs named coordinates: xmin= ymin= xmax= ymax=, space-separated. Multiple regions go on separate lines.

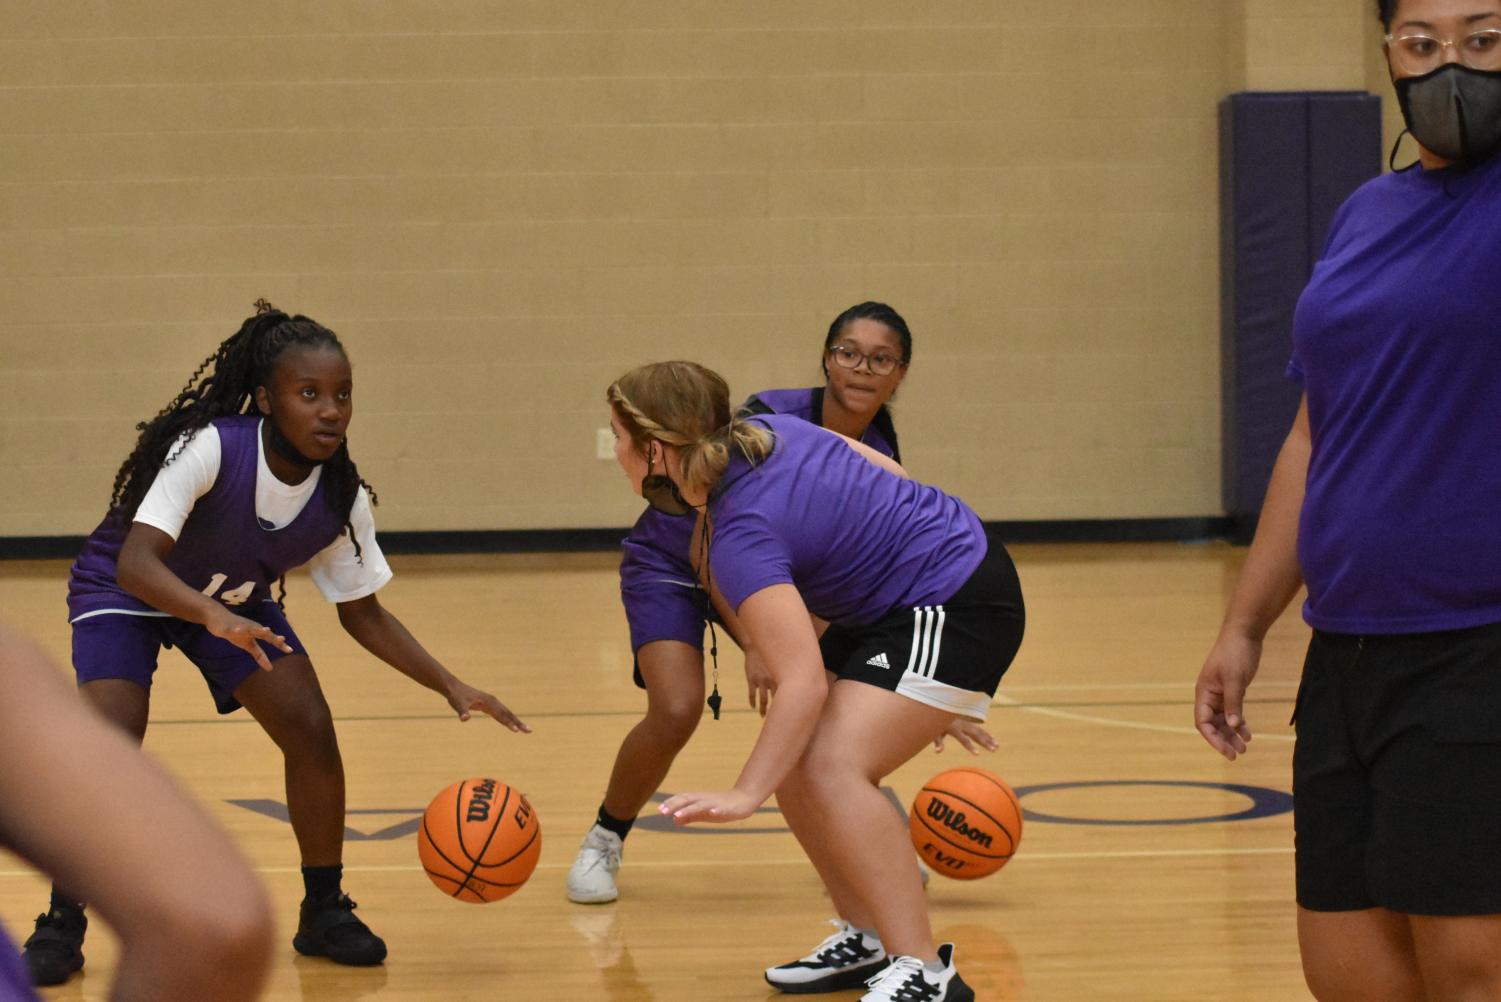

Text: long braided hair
xmin=606 ymin=361 xmax=774 ymax=500
xmin=108 ymin=301 xmax=378 ymax=568
xmin=607 ymin=361 xmax=774 ymax=723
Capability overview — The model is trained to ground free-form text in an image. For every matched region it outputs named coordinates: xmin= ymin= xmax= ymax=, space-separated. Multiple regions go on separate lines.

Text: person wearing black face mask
xmin=1388 ymin=4 xmax=1501 ymax=166
xmin=1194 ymin=2 xmax=1501 ymax=1000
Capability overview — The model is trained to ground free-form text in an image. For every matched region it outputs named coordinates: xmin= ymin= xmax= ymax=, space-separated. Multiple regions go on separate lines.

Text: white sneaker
xmin=566 ymin=824 xmax=623 ymax=904
xmin=765 ymin=919 xmax=888 ymax=993
xmin=861 ymin=943 xmax=973 ymax=1002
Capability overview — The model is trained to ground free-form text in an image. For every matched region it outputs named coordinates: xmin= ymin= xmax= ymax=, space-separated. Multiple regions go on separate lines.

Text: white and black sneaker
xmin=765 ymin=919 xmax=889 ymax=993
xmin=860 ymin=943 xmax=973 ymax=1002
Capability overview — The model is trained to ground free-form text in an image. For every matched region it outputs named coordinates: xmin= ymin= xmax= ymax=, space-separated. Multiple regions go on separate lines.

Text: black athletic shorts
xmin=1293 ymin=621 xmax=1501 ymax=915
xmin=818 ymin=535 xmax=1024 ymax=721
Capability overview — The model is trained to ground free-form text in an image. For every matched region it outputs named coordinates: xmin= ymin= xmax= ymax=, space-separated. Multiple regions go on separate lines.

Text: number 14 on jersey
xmin=202 ymin=573 xmax=255 ymax=606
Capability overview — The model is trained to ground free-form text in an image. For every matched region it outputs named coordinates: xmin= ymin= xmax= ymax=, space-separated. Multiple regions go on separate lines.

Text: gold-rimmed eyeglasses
xmin=1385 ymin=27 xmax=1501 ymax=76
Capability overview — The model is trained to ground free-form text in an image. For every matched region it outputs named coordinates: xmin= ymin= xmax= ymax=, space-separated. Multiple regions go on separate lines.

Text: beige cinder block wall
xmin=0 ymin=2 xmax=1387 ymax=537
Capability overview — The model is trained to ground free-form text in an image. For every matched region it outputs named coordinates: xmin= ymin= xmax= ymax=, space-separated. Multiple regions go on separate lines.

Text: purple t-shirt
xmin=709 ymin=414 xmax=983 ymax=625
xmin=67 ymin=416 xmax=347 ymax=622
xmin=741 ymin=387 xmax=899 ymax=461
xmin=0 ymin=925 xmax=38 ymax=1002
xmin=619 ymin=388 xmax=897 ymax=652
xmin=1289 ymin=151 xmax=1501 ymax=633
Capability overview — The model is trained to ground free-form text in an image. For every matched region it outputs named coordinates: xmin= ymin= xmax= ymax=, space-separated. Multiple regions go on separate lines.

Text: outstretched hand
xmin=446 ymin=680 xmax=530 ymax=733
xmin=1194 ymin=632 xmax=1260 ymax=760
xmin=933 ymin=718 xmax=997 ymax=754
xmin=657 ymin=788 xmax=759 ymax=825
xmin=206 ymin=609 xmax=293 ymax=672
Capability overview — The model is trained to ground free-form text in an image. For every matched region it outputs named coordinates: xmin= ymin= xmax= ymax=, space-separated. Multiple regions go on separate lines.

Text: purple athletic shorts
xmin=70 ymin=601 xmax=306 ymax=714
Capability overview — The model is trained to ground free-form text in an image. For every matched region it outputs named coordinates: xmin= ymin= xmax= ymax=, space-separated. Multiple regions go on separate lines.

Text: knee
xmin=151 ymin=880 xmax=274 ymax=1000
xmin=786 ymin=749 xmax=854 ymax=803
xmin=195 ymin=897 xmax=274 ymax=990
xmin=642 ymin=695 xmax=701 ymax=751
xmin=277 ymin=697 xmax=340 ymax=761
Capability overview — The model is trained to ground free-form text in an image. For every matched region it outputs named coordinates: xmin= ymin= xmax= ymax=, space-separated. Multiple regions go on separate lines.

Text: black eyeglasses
xmin=827 ymin=344 xmax=905 ymax=377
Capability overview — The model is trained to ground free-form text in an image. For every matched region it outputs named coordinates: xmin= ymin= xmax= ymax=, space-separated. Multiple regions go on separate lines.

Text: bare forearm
xmin=340 ymin=601 xmax=454 ymax=694
xmin=117 ymin=536 xmax=224 ymax=626
xmin=732 ymin=672 xmax=826 ymax=803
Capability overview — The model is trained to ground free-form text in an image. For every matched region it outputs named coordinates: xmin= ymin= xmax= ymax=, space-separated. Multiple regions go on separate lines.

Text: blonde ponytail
xmin=607 ymin=361 xmax=773 ymax=497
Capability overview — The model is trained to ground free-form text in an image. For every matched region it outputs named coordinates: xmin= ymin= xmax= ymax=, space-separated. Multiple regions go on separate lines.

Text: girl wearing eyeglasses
xmin=601 ymin=360 xmax=1022 ymax=1002
xmin=1194 ymin=1 xmax=1501 ymax=998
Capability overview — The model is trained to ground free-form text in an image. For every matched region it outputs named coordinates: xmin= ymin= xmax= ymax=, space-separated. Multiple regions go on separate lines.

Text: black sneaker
xmin=765 ymin=919 xmax=888 ymax=993
xmin=292 ymin=893 xmax=387 ymax=966
xmin=860 ymin=943 xmax=973 ymax=1002
xmin=22 ymin=904 xmax=87 ymax=986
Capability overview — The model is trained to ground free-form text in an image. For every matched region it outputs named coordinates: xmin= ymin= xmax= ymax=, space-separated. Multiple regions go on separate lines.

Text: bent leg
xmin=1298 ymin=907 xmax=1423 ymax=1002
xmin=49 ymin=679 xmax=151 ymax=902
xmin=29 ymin=635 xmax=158 ymax=981
xmin=773 ymin=671 xmax=874 ymax=925
xmin=78 ymin=678 xmax=151 ymax=744
xmin=1410 ymin=913 xmax=1501 ymax=1001
xmin=602 ymin=640 xmax=705 ymax=821
xmin=781 ymin=679 xmax=953 ymax=960
xmin=234 ymin=655 xmax=344 ymax=866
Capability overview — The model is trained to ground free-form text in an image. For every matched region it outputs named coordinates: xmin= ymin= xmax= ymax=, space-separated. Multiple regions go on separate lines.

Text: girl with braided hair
xmin=604 ymin=361 xmax=1023 ymax=1002
xmin=21 ymin=303 xmax=528 ymax=987
xmin=568 ymin=303 xmax=995 ymax=907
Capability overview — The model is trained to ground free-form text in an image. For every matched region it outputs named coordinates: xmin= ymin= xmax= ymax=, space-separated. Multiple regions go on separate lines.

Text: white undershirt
xmin=133 ymin=421 xmax=392 ymax=603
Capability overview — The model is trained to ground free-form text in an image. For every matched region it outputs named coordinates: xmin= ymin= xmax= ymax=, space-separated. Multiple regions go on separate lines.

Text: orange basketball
xmin=909 ymin=767 xmax=1022 ymax=880
xmin=417 ymin=777 xmax=541 ymax=903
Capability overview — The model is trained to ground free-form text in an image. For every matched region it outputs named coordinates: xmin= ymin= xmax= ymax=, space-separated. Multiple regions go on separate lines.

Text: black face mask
xmin=1395 ymin=63 xmax=1501 ymax=165
xmin=641 ymin=452 xmax=694 ymax=517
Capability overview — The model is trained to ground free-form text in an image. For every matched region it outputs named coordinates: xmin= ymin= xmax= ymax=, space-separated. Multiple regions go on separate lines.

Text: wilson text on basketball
xmin=925 ymin=800 xmax=994 ymax=848
xmin=466 ymin=779 xmax=497 ymax=823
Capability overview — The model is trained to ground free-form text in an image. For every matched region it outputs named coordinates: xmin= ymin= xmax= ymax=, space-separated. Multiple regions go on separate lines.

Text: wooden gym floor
xmin=0 ymin=542 xmax=1313 ymax=1000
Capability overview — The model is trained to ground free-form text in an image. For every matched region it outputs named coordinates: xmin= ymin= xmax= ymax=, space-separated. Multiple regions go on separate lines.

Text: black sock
xmin=302 ymin=864 xmax=343 ymax=901
xmin=595 ymin=805 xmax=635 ymax=842
xmin=49 ymin=888 xmax=84 ymax=914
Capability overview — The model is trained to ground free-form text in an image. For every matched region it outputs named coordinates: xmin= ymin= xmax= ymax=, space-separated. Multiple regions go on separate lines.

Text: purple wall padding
xmin=1219 ymin=91 xmax=1381 ymax=537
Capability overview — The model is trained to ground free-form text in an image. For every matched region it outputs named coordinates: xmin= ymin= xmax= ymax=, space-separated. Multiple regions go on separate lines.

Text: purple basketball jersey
xmin=68 ymin=416 xmax=347 ymax=621
xmin=742 ymin=387 xmax=898 ymax=460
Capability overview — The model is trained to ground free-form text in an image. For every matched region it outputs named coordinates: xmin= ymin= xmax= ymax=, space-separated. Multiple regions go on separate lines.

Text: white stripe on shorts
xmin=903 ymin=606 xmax=946 ymax=679
xmin=896 ymin=604 xmax=989 ymax=720
xmin=69 ymin=608 xmax=173 ymax=624
xmin=928 ymin=606 xmax=946 ymax=676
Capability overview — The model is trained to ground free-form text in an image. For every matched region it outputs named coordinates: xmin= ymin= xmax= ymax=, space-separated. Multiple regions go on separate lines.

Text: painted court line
xmin=1000 ymin=680 xmax=1299 ymax=692
xmin=0 ymin=846 xmax=1295 ymax=884
xmin=993 ymin=693 xmax=1295 ymax=742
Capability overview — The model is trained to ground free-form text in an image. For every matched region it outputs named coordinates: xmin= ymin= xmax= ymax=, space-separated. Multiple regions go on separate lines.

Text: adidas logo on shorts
xmin=865 ymin=652 xmax=892 ymax=669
